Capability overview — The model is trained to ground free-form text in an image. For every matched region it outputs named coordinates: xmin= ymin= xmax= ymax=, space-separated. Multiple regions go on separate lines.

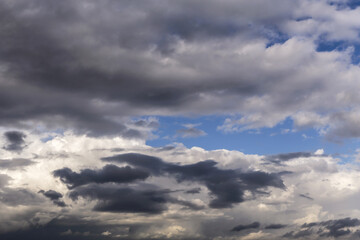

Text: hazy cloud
xmin=0 ymin=158 xmax=36 ymax=170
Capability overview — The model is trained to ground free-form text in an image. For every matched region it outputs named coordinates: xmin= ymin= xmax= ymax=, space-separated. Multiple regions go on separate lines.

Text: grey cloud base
xmin=1 ymin=0 xmax=360 ymax=138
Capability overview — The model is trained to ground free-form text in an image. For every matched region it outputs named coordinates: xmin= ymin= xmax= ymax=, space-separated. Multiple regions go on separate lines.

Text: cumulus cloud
xmin=2 ymin=0 xmax=360 ymax=239
xmin=0 ymin=0 xmax=360 ymax=139
xmin=0 ymin=132 xmax=358 ymax=239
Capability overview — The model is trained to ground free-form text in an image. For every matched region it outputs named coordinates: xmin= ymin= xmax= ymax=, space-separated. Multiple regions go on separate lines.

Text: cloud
xmin=284 ymin=218 xmax=360 ymax=238
xmin=1 ymin=132 xmax=360 ymax=239
xmin=53 ymin=164 xmax=150 ymax=189
xmin=299 ymin=193 xmax=314 ymax=201
xmin=0 ymin=158 xmax=36 ymax=170
xmin=39 ymin=190 xmax=67 ymax=207
xmin=3 ymin=131 xmax=26 ymax=152
xmin=102 ymin=153 xmax=165 ymax=175
xmin=0 ymin=0 xmax=360 ymax=140
xmin=103 ymin=153 xmax=285 ymax=208
xmin=231 ymin=222 xmax=260 ymax=232
xmin=175 ymin=123 xmax=207 ymax=138
xmin=0 ymin=216 xmax=131 ymax=240
xmin=265 ymin=224 xmax=287 ymax=229
xmin=319 ymin=218 xmax=360 ymax=238
xmin=184 ymin=187 xmax=201 ymax=194
xmin=0 ymin=188 xmax=43 ymax=206
xmin=176 ymin=127 xmax=207 ymax=138
xmin=0 ymin=174 xmax=11 ymax=188
xmin=69 ymin=184 xmax=171 ymax=214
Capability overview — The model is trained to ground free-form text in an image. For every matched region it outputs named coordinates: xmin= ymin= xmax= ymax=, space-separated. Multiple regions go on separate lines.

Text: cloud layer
xmin=1 ymin=0 xmax=360 ymax=139
xmin=2 ymin=0 xmax=360 ymax=239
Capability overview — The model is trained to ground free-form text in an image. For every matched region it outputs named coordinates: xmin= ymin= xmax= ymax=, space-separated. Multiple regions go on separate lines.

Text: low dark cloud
xmin=185 ymin=187 xmax=201 ymax=194
xmin=231 ymin=222 xmax=260 ymax=232
xmin=0 ymin=158 xmax=36 ymax=170
xmin=102 ymin=153 xmax=166 ymax=176
xmin=103 ymin=153 xmax=285 ymax=208
xmin=319 ymin=218 xmax=360 ymax=238
xmin=39 ymin=190 xmax=66 ymax=207
xmin=265 ymin=224 xmax=287 ymax=229
xmin=283 ymin=229 xmax=313 ymax=238
xmin=53 ymin=164 xmax=150 ymax=189
xmin=284 ymin=217 xmax=360 ymax=238
xmin=69 ymin=184 xmax=167 ymax=214
xmin=3 ymin=131 xmax=26 ymax=152
xmin=0 ymin=216 xmax=131 ymax=240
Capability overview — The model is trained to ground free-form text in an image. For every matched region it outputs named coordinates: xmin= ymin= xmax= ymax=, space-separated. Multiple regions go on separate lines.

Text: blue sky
xmin=148 ymin=116 xmax=359 ymax=157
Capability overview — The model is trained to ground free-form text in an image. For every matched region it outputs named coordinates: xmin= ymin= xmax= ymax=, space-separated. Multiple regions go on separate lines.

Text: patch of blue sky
xmin=147 ymin=116 xmax=360 ymax=158
xmin=329 ymin=0 xmax=360 ymax=10
xmin=261 ymin=26 xmax=289 ymax=48
xmin=316 ymin=38 xmax=360 ymax=64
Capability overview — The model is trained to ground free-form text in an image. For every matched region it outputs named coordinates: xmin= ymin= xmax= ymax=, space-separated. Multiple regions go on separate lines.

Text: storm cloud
xmin=53 ymin=164 xmax=150 ymax=189
xmin=69 ymin=184 xmax=172 ymax=214
xmin=102 ymin=153 xmax=285 ymax=208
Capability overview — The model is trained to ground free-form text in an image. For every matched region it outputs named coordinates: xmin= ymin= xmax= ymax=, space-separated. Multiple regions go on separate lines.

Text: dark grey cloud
xmin=69 ymin=184 xmax=200 ymax=214
xmin=0 ymin=0 xmax=303 ymax=137
xmin=3 ymin=131 xmax=26 ymax=152
xmin=53 ymin=164 xmax=150 ymax=189
xmin=0 ymin=216 xmax=132 ymax=240
xmin=0 ymin=158 xmax=36 ymax=170
xmin=39 ymin=190 xmax=66 ymax=207
xmin=282 ymin=229 xmax=313 ymax=238
xmin=0 ymin=0 xmax=358 ymax=140
xmin=284 ymin=218 xmax=360 ymax=239
xmin=103 ymin=153 xmax=285 ymax=208
xmin=185 ymin=187 xmax=201 ymax=194
xmin=102 ymin=153 xmax=166 ymax=175
xmin=319 ymin=218 xmax=360 ymax=238
xmin=265 ymin=224 xmax=287 ymax=229
xmin=231 ymin=222 xmax=260 ymax=232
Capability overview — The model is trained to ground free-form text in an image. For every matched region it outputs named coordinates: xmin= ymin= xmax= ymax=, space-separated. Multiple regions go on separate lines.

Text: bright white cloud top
xmin=2 ymin=0 xmax=360 ymax=239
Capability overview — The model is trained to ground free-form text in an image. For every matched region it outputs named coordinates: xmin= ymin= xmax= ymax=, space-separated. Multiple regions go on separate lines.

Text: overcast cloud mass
xmin=2 ymin=0 xmax=360 ymax=239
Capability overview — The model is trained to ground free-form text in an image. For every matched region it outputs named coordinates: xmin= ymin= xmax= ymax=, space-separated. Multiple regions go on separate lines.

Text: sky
xmin=4 ymin=0 xmax=360 ymax=239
